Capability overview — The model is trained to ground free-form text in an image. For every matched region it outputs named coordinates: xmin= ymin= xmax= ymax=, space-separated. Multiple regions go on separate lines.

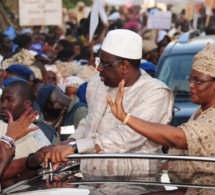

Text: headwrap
xmin=192 ymin=43 xmax=215 ymax=77
xmin=41 ymin=45 xmax=56 ymax=53
xmin=61 ymin=76 xmax=84 ymax=92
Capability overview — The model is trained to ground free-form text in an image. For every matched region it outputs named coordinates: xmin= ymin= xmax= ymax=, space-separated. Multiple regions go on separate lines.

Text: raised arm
xmin=107 ymin=80 xmax=187 ymax=149
xmin=5 ymin=107 xmax=39 ymax=141
xmin=0 ymin=107 xmax=39 ymax=179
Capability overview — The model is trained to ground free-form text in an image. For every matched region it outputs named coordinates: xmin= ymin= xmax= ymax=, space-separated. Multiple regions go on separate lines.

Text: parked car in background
xmin=156 ymin=31 xmax=215 ymax=126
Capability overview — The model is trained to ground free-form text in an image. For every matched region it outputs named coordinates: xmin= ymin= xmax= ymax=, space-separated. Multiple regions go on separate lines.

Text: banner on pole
xmin=19 ymin=0 xmax=62 ymax=26
xmin=147 ymin=11 xmax=172 ymax=30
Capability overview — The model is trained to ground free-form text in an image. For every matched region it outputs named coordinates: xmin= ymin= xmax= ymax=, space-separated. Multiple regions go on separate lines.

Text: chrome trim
xmin=67 ymin=153 xmax=215 ymax=162
xmin=68 ymin=181 xmax=215 ymax=189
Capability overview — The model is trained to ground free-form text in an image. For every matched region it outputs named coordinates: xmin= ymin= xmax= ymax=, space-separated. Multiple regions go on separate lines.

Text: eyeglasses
xmin=98 ymin=59 xmax=122 ymax=68
xmin=187 ymin=77 xmax=215 ymax=85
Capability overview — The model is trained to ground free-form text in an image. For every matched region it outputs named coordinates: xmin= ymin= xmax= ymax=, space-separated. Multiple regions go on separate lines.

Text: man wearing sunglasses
xmin=44 ymin=29 xmax=173 ymax=173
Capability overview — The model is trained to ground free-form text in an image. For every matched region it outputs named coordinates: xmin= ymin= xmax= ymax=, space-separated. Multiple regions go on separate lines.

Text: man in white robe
xmin=44 ymin=29 xmax=173 ymax=173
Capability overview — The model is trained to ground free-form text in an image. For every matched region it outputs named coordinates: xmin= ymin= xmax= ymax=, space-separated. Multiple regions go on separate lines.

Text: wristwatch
xmin=69 ymin=141 xmax=78 ymax=153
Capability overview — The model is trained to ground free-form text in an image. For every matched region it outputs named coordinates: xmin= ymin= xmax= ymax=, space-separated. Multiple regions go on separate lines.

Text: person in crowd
xmin=45 ymin=65 xmax=63 ymax=87
xmin=64 ymin=83 xmax=81 ymax=99
xmin=142 ymin=40 xmax=158 ymax=65
xmin=75 ymin=1 xmax=87 ymax=24
xmin=41 ymin=45 xmax=56 ymax=64
xmin=66 ymin=9 xmax=79 ymax=42
xmin=62 ymin=76 xmax=84 ymax=99
xmin=107 ymin=43 xmax=215 ymax=177
xmin=38 ymin=33 xmax=48 ymax=46
xmin=157 ymin=42 xmax=168 ymax=59
xmin=146 ymin=48 xmax=159 ymax=65
xmin=2 ymin=66 xmax=56 ymax=143
xmin=72 ymin=41 xmax=83 ymax=61
xmin=32 ymin=78 xmax=44 ymax=98
xmin=54 ymin=25 xmax=66 ymax=40
xmin=43 ymin=29 xmax=173 ymax=173
xmin=32 ymin=61 xmax=48 ymax=83
xmin=34 ymin=52 xmax=50 ymax=65
xmin=0 ymin=107 xmax=39 ymax=179
xmin=158 ymin=35 xmax=171 ymax=46
xmin=156 ymin=30 xmax=168 ymax=45
xmin=30 ymin=33 xmax=48 ymax=53
xmin=205 ymin=21 xmax=215 ymax=35
xmin=0 ymin=34 xmax=13 ymax=64
xmin=68 ymin=8 xmax=78 ymax=26
xmin=31 ymin=32 xmax=40 ymax=44
xmin=54 ymin=39 xmax=74 ymax=62
xmin=76 ymin=82 xmax=88 ymax=104
xmin=37 ymin=84 xmax=88 ymax=140
xmin=140 ymin=61 xmax=156 ymax=78
xmin=54 ymin=39 xmax=73 ymax=55
xmin=47 ymin=70 xmax=57 ymax=85
xmin=13 ymin=34 xmax=33 ymax=54
xmin=0 ymin=80 xmax=50 ymax=159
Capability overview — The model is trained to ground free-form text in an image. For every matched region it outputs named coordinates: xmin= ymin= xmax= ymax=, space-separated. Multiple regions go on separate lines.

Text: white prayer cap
xmin=157 ymin=30 xmax=167 ymax=43
xmin=108 ymin=12 xmax=120 ymax=21
xmin=101 ymin=29 xmax=142 ymax=60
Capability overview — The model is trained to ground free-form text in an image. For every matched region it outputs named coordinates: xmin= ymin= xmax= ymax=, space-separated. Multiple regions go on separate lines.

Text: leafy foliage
xmin=63 ymin=0 xmax=92 ymax=9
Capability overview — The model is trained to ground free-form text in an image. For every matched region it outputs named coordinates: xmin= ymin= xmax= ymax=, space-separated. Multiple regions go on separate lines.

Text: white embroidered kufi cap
xmin=101 ymin=29 xmax=142 ymax=60
xmin=192 ymin=43 xmax=215 ymax=77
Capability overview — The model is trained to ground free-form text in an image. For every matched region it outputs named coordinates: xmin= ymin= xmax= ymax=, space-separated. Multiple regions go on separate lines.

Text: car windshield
xmin=157 ymin=54 xmax=194 ymax=98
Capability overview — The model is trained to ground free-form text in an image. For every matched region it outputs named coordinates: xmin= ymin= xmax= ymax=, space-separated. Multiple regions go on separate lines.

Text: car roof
xmin=3 ymin=154 xmax=215 ymax=194
xmin=162 ymin=33 xmax=215 ymax=57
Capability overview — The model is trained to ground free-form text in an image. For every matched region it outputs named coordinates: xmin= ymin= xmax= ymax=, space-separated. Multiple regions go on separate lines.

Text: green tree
xmin=63 ymin=0 xmax=92 ymax=9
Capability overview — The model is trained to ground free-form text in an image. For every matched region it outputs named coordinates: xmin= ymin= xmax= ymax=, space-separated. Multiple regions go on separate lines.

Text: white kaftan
xmin=71 ymin=71 xmax=173 ymax=173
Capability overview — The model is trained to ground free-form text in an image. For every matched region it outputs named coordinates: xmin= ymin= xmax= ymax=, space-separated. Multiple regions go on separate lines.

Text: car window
xmin=157 ymin=54 xmax=194 ymax=94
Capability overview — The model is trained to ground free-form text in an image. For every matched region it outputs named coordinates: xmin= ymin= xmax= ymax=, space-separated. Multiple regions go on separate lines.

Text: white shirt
xmin=0 ymin=120 xmax=50 ymax=159
xmin=70 ymin=70 xmax=173 ymax=173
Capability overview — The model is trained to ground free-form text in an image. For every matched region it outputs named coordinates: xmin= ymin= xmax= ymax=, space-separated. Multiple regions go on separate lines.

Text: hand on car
xmin=27 ymin=145 xmax=56 ymax=169
xmin=44 ymin=145 xmax=75 ymax=167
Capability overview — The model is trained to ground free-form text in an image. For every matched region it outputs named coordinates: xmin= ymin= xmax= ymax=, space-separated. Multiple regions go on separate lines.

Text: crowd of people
xmin=0 ymin=1 xmax=214 ymax=190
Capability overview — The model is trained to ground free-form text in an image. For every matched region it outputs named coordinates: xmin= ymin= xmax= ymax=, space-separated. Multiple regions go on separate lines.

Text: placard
xmin=104 ymin=0 xmax=143 ymax=5
xmin=147 ymin=11 xmax=172 ymax=30
xmin=155 ymin=0 xmax=204 ymax=3
xmin=19 ymin=0 xmax=62 ymax=26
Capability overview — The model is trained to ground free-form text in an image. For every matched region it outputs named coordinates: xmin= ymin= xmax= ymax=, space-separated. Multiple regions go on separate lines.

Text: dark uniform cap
xmin=2 ymin=77 xmax=27 ymax=87
xmin=6 ymin=64 xmax=35 ymax=81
